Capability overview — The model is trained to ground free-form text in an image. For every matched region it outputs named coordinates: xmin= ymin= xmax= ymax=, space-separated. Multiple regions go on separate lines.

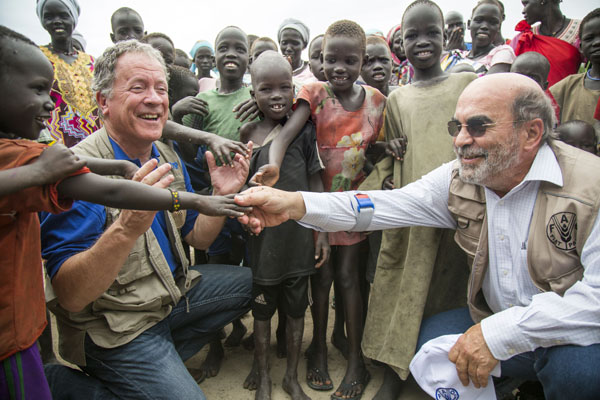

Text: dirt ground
xmin=184 ymin=309 xmax=429 ymax=400
xmin=51 ymin=297 xmax=429 ymax=400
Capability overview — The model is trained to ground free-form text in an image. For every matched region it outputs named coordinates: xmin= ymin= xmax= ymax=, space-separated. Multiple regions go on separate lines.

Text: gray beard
xmin=455 ymin=134 xmax=520 ymax=186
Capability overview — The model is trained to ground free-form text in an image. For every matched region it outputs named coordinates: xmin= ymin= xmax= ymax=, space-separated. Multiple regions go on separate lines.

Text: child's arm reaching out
xmin=250 ymin=101 xmax=311 ymax=186
xmin=56 ymin=159 xmax=250 ymax=218
xmin=79 ymin=156 xmax=139 ymax=180
xmin=0 ymin=144 xmax=85 ymax=198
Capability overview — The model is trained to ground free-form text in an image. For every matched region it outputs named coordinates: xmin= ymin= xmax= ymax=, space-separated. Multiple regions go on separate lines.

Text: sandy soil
xmin=51 ymin=299 xmax=429 ymax=400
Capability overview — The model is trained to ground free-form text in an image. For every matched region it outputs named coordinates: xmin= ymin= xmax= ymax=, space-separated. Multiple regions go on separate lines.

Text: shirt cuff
xmin=480 ymin=307 xmax=533 ymax=360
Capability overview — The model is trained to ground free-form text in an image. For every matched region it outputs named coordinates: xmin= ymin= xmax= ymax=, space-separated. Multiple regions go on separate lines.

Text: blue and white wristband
xmin=352 ymin=193 xmax=374 ymax=231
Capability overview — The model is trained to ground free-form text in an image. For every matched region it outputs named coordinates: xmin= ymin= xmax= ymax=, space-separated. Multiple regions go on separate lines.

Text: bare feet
xmin=244 ymin=357 xmax=259 ymax=390
xmin=283 ymin=375 xmax=311 ymax=400
xmin=224 ymin=319 xmax=248 ymax=347
xmin=372 ymin=365 xmax=403 ymax=400
xmin=192 ymin=341 xmax=224 ymax=383
xmin=255 ymin=373 xmax=272 ymax=400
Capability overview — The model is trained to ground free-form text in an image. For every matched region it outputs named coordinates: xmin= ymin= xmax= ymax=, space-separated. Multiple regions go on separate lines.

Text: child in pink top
xmin=252 ymin=19 xmax=385 ymax=400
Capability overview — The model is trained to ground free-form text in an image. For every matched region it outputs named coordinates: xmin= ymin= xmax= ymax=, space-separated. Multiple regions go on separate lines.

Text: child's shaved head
xmin=323 ymin=20 xmax=366 ymax=55
xmin=0 ymin=25 xmax=38 ymax=75
xmin=110 ymin=7 xmax=142 ymax=32
xmin=510 ymin=52 xmax=550 ymax=90
xmin=366 ymin=35 xmax=389 ymax=49
xmin=215 ymin=26 xmax=248 ymax=48
xmin=402 ymin=0 xmax=444 ymax=29
xmin=250 ymin=50 xmax=292 ymax=85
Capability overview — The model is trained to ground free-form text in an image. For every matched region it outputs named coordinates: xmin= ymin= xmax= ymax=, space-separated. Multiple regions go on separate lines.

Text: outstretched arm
xmin=235 ymin=186 xmax=307 ymax=234
xmin=249 ymin=101 xmax=311 ymax=186
xmin=162 ymin=120 xmax=249 ymax=166
xmin=57 ymin=159 xmax=250 ymax=217
xmin=51 ymin=163 xmax=176 ymax=312
xmin=0 ymin=144 xmax=85 ymax=198
xmin=79 ymin=156 xmax=139 ymax=179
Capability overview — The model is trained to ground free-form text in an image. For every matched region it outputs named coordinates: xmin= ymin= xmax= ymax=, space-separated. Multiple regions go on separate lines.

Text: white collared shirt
xmin=299 ymin=143 xmax=600 ymax=360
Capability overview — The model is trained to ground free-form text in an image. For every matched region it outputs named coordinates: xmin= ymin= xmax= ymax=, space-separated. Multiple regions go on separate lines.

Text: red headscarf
xmin=512 ymin=20 xmax=581 ymax=87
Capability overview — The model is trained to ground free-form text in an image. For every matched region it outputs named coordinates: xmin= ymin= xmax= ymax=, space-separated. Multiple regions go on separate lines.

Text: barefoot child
xmin=255 ymin=20 xmax=386 ymax=400
xmin=0 ymin=26 xmax=247 ymax=400
xmin=181 ymin=25 xmax=255 ymax=381
xmin=240 ymin=50 xmax=328 ymax=400
xmin=358 ymin=2 xmax=475 ymax=399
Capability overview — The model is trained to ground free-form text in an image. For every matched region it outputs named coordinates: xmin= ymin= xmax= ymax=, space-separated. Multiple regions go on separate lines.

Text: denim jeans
xmin=416 ymin=307 xmax=600 ymax=400
xmin=45 ymin=264 xmax=252 ymax=400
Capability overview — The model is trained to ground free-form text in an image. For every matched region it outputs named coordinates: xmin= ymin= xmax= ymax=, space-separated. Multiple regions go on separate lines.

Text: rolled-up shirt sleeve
xmin=299 ymin=161 xmax=457 ymax=232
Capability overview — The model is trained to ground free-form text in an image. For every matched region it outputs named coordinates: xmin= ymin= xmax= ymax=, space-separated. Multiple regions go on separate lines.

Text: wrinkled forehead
xmin=455 ymin=84 xmax=511 ymax=121
xmin=115 ymin=52 xmax=166 ymax=82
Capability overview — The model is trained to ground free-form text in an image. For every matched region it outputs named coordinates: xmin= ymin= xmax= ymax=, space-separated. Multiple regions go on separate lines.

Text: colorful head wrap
xmin=277 ymin=18 xmax=310 ymax=49
xmin=387 ymin=24 xmax=402 ymax=64
xmin=36 ymin=0 xmax=81 ymax=27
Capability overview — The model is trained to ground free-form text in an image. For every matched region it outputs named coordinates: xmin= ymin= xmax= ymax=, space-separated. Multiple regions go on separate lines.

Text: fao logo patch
xmin=436 ymin=388 xmax=459 ymax=400
xmin=546 ymin=212 xmax=577 ymax=251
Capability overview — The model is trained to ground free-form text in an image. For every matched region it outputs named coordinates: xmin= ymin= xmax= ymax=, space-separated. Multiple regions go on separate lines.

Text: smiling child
xmin=360 ymin=1 xmax=476 ymax=398
xmin=253 ymin=20 xmax=386 ymax=400
xmin=360 ymin=35 xmax=397 ymax=96
xmin=239 ymin=50 xmax=327 ymax=400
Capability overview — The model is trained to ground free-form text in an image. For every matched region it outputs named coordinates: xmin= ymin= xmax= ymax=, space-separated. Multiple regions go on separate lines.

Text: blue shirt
xmin=41 ymin=137 xmax=199 ymax=280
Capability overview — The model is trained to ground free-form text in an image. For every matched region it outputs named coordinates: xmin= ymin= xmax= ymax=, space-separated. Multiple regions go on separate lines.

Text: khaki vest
xmin=448 ymin=140 xmax=600 ymax=323
xmin=46 ymin=128 xmax=200 ymax=366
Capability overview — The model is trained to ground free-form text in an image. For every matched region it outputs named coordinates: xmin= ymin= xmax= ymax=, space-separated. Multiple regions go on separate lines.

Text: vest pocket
xmin=453 ymin=216 xmax=481 ymax=258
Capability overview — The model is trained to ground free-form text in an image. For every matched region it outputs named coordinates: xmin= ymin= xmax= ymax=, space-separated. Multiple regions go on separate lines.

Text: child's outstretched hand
xmin=315 ymin=232 xmax=330 ymax=268
xmin=36 ymin=144 xmax=87 ymax=185
xmin=249 ymin=164 xmax=280 ymax=187
xmin=207 ymin=142 xmax=253 ymax=195
xmin=192 ymin=193 xmax=251 ymax=217
xmin=171 ymin=96 xmax=209 ymax=122
xmin=205 ymin=135 xmax=250 ymax=167
xmin=233 ymin=98 xmax=261 ymax=122
xmin=385 ymin=135 xmax=408 ymax=161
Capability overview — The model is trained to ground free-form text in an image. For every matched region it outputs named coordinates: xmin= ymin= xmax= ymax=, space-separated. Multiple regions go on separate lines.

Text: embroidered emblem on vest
xmin=435 ymin=388 xmax=459 ymax=400
xmin=546 ymin=212 xmax=577 ymax=251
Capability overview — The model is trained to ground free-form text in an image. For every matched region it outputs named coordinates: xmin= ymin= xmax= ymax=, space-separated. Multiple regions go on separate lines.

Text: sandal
xmin=330 ymin=370 xmax=371 ymax=400
xmin=306 ymin=365 xmax=334 ymax=391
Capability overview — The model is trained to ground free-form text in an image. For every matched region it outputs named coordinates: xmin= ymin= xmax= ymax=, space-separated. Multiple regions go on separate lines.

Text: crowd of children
xmin=2 ymin=0 xmax=600 ymax=399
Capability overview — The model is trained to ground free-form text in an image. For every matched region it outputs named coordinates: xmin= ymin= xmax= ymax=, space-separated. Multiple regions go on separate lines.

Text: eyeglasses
xmin=447 ymin=119 xmax=527 ymax=138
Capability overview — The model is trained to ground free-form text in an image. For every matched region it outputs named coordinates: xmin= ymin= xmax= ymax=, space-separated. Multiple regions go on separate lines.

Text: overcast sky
xmin=0 ymin=0 xmax=592 ymax=58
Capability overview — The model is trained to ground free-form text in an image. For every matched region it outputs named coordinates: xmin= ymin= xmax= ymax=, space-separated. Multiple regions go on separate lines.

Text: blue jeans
xmin=416 ymin=307 xmax=600 ymax=400
xmin=45 ymin=264 xmax=251 ymax=400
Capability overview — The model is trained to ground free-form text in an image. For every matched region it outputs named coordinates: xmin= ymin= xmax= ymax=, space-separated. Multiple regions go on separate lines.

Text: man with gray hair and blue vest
xmin=234 ymin=73 xmax=600 ymax=400
xmin=41 ymin=40 xmax=252 ymax=400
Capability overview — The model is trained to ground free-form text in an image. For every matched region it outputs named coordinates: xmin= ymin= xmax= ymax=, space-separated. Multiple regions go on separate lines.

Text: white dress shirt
xmin=299 ymin=143 xmax=600 ymax=360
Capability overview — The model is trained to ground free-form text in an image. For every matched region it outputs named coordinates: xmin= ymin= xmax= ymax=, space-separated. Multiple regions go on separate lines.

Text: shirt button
xmin=509 ymin=303 xmax=514 ymax=307
xmin=499 ymin=200 xmax=504 ymax=206
xmin=499 ymin=235 xmax=505 ymax=241
xmin=508 ymin=348 xmax=515 ymax=355
xmin=503 ymin=270 xmax=508 ymax=276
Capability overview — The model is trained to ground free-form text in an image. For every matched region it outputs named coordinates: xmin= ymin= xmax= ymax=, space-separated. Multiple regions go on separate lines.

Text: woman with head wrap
xmin=190 ymin=40 xmax=218 ymax=92
xmin=36 ymin=0 xmax=101 ymax=147
xmin=387 ymin=24 xmax=413 ymax=86
xmin=278 ymin=18 xmax=317 ymax=86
